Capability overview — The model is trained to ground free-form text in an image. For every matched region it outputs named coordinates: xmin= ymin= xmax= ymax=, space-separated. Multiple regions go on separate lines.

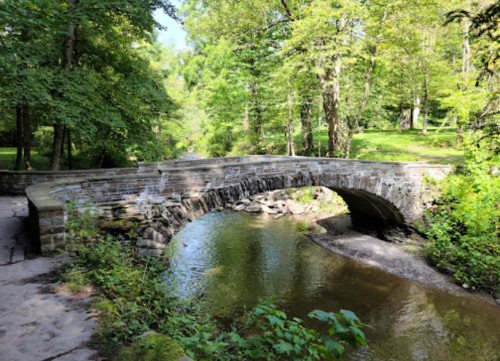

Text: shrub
xmin=420 ymin=148 xmax=500 ymax=292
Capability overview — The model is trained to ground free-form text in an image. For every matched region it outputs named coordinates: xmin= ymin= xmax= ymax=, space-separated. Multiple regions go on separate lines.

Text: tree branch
xmin=234 ymin=40 xmax=281 ymax=51
xmin=257 ymin=18 xmax=291 ymax=34
xmin=280 ymin=0 xmax=292 ymax=17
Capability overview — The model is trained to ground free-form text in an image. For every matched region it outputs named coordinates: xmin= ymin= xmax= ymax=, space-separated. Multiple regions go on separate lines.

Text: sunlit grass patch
xmin=0 ymin=147 xmax=50 ymax=170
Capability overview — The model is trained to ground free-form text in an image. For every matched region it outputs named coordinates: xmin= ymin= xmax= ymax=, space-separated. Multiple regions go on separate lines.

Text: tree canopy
xmin=0 ymin=0 xmax=179 ymax=169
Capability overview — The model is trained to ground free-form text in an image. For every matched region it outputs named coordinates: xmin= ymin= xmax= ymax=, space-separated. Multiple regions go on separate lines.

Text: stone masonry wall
xmin=0 ymin=168 xmax=139 ymax=196
xmin=25 ymin=156 xmax=452 ymax=253
xmin=0 ymin=155 xmax=285 ymax=196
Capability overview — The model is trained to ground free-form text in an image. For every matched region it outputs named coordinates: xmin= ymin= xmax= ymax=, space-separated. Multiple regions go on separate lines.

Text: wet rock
xmin=272 ymin=191 xmax=289 ymax=202
xmin=225 ymin=203 xmax=233 ymax=209
xmin=245 ymin=205 xmax=262 ymax=213
xmin=288 ymin=202 xmax=304 ymax=214
xmin=234 ymin=204 xmax=246 ymax=211
xmin=137 ymin=238 xmax=166 ymax=250
xmin=261 ymin=205 xmax=278 ymax=214
xmin=237 ymin=199 xmax=251 ymax=206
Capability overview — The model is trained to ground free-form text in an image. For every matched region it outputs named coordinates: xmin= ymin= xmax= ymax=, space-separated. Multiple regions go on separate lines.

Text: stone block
xmin=52 ymin=216 xmax=65 ymax=226
xmin=40 ymin=234 xmax=53 ymax=245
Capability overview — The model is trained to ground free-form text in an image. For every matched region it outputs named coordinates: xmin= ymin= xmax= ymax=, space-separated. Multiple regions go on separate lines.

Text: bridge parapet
xmin=25 ymin=156 xmax=452 ymax=253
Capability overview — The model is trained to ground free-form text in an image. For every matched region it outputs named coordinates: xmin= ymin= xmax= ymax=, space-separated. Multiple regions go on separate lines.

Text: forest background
xmin=1 ymin=0 xmax=500 ymax=169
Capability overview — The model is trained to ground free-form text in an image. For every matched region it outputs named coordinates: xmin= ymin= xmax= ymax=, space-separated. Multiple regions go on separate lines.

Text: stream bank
xmin=229 ymin=186 xmax=499 ymax=305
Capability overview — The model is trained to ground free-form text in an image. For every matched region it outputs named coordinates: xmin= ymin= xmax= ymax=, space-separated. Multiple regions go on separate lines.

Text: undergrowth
xmin=63 ymin=201 xmax=369 ymax=360
xmin=419 ymin=147 xmax=500 ymax=294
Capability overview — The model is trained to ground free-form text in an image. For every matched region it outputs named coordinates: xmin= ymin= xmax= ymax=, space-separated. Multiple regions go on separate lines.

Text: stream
xmin=165 ymin=211 xmax=500 ymax=361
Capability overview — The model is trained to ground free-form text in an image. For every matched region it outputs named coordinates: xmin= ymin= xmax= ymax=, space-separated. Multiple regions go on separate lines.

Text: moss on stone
xmin=115 ymin=333 xmax=186 ymax=361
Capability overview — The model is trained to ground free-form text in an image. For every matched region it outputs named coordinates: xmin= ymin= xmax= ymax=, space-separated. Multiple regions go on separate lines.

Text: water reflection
xmin=165 ymin=211 xmax=500 ymax=361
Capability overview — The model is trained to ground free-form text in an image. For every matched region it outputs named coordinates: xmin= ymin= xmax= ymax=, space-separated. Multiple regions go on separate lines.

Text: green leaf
xmin=266 ymin=315 xmax=285 ymax=328
xmin=274 ymin=340 xmax=295 ymax=354
xmin=309 ymin=309 xmax=334 ymax=322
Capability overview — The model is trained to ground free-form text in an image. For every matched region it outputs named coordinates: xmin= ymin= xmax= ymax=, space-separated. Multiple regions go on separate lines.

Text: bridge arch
xmin=207 ymin=171 xmax=407 ymax=225
xmin=26 ymin=156 xmax=451 ymax=253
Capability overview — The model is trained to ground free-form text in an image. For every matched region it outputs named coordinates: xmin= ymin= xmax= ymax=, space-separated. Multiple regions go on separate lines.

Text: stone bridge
xmin=24 ymin=156 xmax=452 ymax=254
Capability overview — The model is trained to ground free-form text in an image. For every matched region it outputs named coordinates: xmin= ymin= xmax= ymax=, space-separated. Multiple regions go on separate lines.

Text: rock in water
xmin=234 ymin=204 xmax=246 ymax=211
xmin=245 ymin=205 xmax=262 ymax=213
xmin=261 ymin=205 xmax=278 ymax=214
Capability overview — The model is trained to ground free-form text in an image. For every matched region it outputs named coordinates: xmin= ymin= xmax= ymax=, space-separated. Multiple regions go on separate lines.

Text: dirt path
xmin=0 ymin=197 xmax=98 ymax=361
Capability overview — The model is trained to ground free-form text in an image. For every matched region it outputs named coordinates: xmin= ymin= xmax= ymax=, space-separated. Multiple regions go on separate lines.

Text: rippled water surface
xmin=165 ymin=211 xmax=500 ymax=361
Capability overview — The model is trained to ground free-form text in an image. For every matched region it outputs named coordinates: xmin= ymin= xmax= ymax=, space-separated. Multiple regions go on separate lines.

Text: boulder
xmin=245 ymin=204 xmax=262 ymax=213
xmin=261 ymin=205 xmax=278 ymax=214
xmin=137 ymin=238 xmax=167 ymax=250
xmin=234 ymin=204 xmax=246 ymax=211
xmin=288 ymin=204 xmax=304 ymax=214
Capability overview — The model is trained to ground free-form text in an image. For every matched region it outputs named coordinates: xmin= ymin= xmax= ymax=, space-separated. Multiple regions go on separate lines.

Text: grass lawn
xmin=296 ymin=126 xmax=464 ymax=164
xmin=351 ymin=127 xmax=463 ymax=158
xmin=0 ymin=148 xmax=50 ymax=171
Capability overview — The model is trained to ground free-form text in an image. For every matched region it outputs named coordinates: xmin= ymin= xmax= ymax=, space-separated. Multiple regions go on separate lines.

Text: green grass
xmin=351 ymin=127 xmax=463 ymax=158
xmin=0 ymin=148 xmax=51 ymax=171
xmin=296 ymin=126 xmax=465 ymax=164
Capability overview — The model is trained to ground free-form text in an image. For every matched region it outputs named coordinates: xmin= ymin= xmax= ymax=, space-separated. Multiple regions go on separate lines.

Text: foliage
xmin=115 ymin=333 xmax=186 ymax=361
xmin=0 ymin=0 xmax=181 ymax=169
xmin=63 ymin=201 xmax=369 ymax=360
xmin=419 ymin=143 xmax=500 ymax=293
xmin=229 ymin=300 xmax=369 ymax=361
xmin=175 ymin=0 xmax=494 ymax=158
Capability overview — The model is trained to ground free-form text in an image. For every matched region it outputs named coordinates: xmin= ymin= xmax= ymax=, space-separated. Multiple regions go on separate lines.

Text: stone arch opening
xmin=222 ymin=173 xmax=409 ymax=225
xmin=330 ymin=187 xmax=405 ymax=224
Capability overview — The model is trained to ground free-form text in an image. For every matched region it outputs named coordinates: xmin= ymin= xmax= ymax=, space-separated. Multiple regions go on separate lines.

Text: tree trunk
xmin=344 ymin=117 xmax=355 ymax=158
xmin=318 ymin=116 xmax=322 ymax=157
xmin=412 ymin=96 xmax=421 ymax=129
xmin=250 ymin=81 xmax=263 ymax=139
xmin=243 ymin=103 xmax=249 ymax=134
xmin=422 ymin=77 xmax=429 ymax=135
xmin=399 ymin=103 xmax=405 ymax=131
xmin=51 ymin=120 xmax=65 ymax=170
xmin=22 ymin=98 xmax=32 ymax=170
xmin=287 ymin=93 xmax=295 ymax=156
xmin=67 ymin=128 xmax=73 ymax=170
xmin=61 ymin=125 xmax=66 ymax=167
xmin=300 ymin=98 xmax=314 ymax=156
xmin=51 ymin=0 xmax=77 ymax=170
xmin=15 ymin=106 xmax=23 ymax=171
xmin=319 ymin=57 xmax=342 ymax=157
xmin=462 ymin=20 xmax=470 ymax=86
xmin=457 ymin=18 xmax=471 ymax=143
